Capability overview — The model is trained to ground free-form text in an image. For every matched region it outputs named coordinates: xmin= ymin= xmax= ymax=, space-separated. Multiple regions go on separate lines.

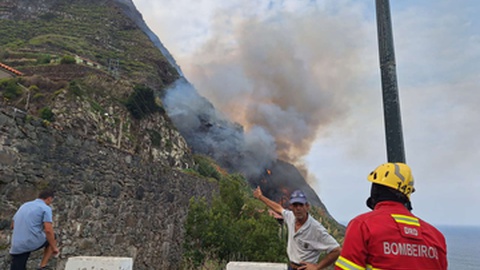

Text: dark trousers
xmin=10 ymin=240 xmax=48 ymax=270
xmin=10 ymin=252 xmax=31 ymax=270
xmin=288 ymin=261 xmax=304 ymax=270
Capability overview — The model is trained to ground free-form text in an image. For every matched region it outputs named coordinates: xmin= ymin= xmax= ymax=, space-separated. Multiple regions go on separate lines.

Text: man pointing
xmin=254 ymin=187 xmax=341 ymax=270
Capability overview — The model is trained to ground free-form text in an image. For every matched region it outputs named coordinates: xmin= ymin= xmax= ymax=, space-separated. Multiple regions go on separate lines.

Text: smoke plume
xmin=174 ymin=2 xmax=373 ymax=178
xmin=164 ymin=77 xmax=277 ymax=179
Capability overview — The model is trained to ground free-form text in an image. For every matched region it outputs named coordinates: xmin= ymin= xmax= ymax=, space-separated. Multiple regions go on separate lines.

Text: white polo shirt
xmin=282 ymin=209 xmax=340 ymax=264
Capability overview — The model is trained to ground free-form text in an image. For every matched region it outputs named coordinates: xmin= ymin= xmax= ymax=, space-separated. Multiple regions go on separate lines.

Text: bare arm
xmin=316 ymin=247 xmax=341 ymax=269
xmin=253 ymin=186 xmax=284 ymax=215
xmin=299 ymin=247 xmax=341 ymax=270
xmin=44 ymin=222 xmax=59 ymax=254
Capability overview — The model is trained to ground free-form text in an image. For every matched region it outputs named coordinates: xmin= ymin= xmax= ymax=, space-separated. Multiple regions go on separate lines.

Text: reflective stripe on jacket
xmin=335 ymin=201 xmax=447 ymax=270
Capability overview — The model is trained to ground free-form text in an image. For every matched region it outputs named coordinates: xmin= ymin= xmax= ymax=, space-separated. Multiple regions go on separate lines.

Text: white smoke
xmin=179 ymin=1 xmax=375 ymax=168
xmin=164 ymin=78 xmax=277 ymax=178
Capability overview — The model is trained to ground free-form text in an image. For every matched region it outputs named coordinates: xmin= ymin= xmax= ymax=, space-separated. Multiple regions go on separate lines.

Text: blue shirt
xmin=10 ymin=199 xmax=53 ymax=254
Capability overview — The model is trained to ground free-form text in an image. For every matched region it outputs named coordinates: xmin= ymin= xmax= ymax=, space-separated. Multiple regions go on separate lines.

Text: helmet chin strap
xmin=366 ymin=184 xmax=413 ymax=211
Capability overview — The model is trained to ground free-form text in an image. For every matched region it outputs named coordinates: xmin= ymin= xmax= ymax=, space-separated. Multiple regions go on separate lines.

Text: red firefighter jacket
xmin=335 ymin=201 xmax=447 ymax=270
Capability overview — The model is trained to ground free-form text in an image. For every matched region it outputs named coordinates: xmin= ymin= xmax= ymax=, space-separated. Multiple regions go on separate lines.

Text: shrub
xmin=183 ymin=172 xmax=287 ymax=268
xmin=39 ymin=107 xmax=54 ymax=122
xmin=28 ymin=85 xmax=40 ymax=92
xmin=68 ymin=81 xmax=83 ymax=96
xmin=193 ymin=155 xmax=222 ymax=181
xmin=148 ymin=129 xmax=162 ymax=147
xmin=90 ymin=100 xmax=105 ymax=114
xmin=0 ymin=78 xmax=22 ymax=99
xmin=36 ymin=54 xmax=51 ymax=64
xmin=125 ymin=85 xmax=162 ymax=119
xmin=60 ymin=55 xmax=76 ymax=64
xmin=33 ymin=93 xmax=45 ymax=101
xmin=0 ymin=49 xmax=9 ymax=61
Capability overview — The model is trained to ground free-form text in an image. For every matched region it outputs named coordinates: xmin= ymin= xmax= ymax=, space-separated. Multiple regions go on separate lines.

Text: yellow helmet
xmin=367 ymin=163 xmax=415 ymax=199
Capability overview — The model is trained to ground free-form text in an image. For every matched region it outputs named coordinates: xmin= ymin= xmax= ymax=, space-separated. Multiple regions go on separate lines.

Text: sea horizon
xmin=437 ymin=225 xmax=480 ymax=270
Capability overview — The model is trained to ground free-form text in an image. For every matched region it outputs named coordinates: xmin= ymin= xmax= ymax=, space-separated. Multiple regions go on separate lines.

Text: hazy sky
xmin=132 ymin=0 xmax=479 ymax=226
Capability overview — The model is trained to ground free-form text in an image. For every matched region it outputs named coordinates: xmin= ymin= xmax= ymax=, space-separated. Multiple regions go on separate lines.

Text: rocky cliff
xmin=0 ymin=106 xmax=216 ymax=269
xmin=0 ymin=0 xmax=345 ymax=268
xmin=0 ymin=1 xmax=220 ymax=268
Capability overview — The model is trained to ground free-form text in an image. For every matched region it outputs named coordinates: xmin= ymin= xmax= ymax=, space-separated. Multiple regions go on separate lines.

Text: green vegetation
xmin=125 ymin=85 xmax=163 ymax=119
xmin=309 ymin=207 xmax=345 ymax=245
xmin=165 ymin=139 xmax=173 ymax=150
xmin=28 ymin=85 xmax=40 ymax=92
xmin=183 ymin=171 xmax=287 ymax=269
xmin=0 ymin=3 xmax=179 ymax=84
xmin=28 ymin=34 xmax=90 ymax=55
xmin=182 ymin=156 xmax=345 ymax=269
xmin=148 ymin=129 xmax=162 ymax=147
xmin=60 ymin=55 xmax=76 ymax=64
xmin=0 ymin=4 xmax=346 ymax=268
xmin=90 ymin=100 xmax=105 ymax=114
xmin=36 ymin=54 xmax=51 ymax=64
xmin=193 ymin=155 xmax=222 ymax=181
xmin=39 ymin=106 xmax=54 ymax=122
xmin=68 ymin=81 xmax=83 ymax=97
xmin=32 ymin=92 xmax=45 ymax=101
xmin=0 ymin=78 xmax=22 ymax=99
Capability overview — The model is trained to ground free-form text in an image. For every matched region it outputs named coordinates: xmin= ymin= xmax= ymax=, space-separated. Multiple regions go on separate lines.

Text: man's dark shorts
xmin=10 ymin=241 xmax=49 ymax=270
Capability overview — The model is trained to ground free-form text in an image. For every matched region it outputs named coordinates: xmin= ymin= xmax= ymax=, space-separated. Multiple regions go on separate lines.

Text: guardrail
xmin=64 ymin=257 xmax=288 ymax=269
xmin=226 ymin=261 xmax=287 ymax=270
xmin=65 ymin=256 xmax=133 ymax=270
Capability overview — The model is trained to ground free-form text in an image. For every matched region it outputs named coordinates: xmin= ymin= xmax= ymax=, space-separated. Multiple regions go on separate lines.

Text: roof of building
xmin=0 ymin=62 xmax=23 ymax=76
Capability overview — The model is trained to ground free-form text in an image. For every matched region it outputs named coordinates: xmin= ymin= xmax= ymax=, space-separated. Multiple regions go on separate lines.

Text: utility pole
xmin=375 ymin=0 xmax=405 ymax=163
xmin=17 ymin=83 xmax=30 ymax=112
xmin=108 ymin=58 xmax=120 ymax=80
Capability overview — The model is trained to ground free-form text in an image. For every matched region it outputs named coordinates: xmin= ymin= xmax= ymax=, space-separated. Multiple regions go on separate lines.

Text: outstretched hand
xmin=253 ymin=186 xmax=263 ymax=199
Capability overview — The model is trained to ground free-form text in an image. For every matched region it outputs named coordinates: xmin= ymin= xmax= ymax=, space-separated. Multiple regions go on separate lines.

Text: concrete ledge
xmin=226 ymin=261 xmax=287 ymax=270
xmin=65 ymin=256 xmax=133 ymax=270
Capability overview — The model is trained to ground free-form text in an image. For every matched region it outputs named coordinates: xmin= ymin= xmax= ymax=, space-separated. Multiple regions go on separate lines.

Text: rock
xmin=0 ymin=107 xmax=216 ymax=269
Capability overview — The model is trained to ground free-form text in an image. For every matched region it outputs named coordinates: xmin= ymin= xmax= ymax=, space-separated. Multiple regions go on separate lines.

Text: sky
xmin=132 ymin=0 xmax=480 ymax=227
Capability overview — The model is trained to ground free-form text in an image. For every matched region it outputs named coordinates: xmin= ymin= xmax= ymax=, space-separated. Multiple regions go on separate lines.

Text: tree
xmin=183 ymin=170 xmax=287 ymax=269
xmin=0 ymin=78 xmax=22 ymax=99
xmin=125 ymin=85 xmax=163 ymax=119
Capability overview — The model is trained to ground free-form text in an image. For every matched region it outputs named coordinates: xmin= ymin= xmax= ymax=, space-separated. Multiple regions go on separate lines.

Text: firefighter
xmin=335 ymin=163 xmax=447 ymax=270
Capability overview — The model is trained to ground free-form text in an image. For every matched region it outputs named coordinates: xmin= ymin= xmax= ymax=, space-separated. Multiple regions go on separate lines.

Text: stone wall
xmin=0 ymin=106 xmax=216 ymax=269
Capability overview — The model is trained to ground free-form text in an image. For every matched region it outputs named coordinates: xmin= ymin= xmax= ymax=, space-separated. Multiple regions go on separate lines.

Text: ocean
xmin=438 ymin=225 xmax=480 ymax=270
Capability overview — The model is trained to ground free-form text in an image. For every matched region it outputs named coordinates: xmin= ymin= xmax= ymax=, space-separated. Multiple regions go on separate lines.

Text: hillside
xmin=0 ymin=0 xmax=192 ymax=169
xmin=0 ymin=0 xmax=178 ymax=88
xmin=0 ymin=0 xmax=345 ymax=269
xmin=0 ymin=105 xmax=217 ymax=269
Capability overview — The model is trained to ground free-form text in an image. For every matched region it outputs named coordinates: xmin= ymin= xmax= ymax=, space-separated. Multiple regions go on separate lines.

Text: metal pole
xmin=375 ymin=0 xmax=406 ymax=163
